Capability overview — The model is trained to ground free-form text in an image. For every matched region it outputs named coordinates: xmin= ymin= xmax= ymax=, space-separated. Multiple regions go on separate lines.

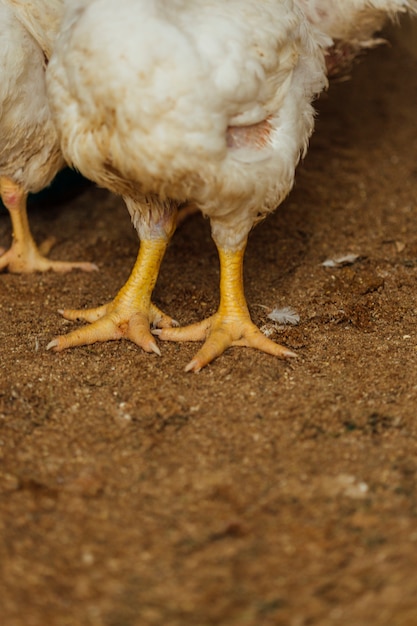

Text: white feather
xmin=267 ymin=307 xmax=300 ymax=325
xmin=322 ymin=254 xmax=361 ymax=268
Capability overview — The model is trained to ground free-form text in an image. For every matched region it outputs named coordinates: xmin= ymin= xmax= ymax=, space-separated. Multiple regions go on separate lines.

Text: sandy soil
xmin=1 ymin=39 xmax=417 ymax=626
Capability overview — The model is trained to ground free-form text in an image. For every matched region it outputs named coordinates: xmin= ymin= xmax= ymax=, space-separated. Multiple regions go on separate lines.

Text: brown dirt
xmin=1 ymin=40 xmax=417 ymax=626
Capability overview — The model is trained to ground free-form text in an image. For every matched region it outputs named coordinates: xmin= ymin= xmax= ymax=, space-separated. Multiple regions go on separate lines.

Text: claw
xmin=149 ymin=341 xmax=162 ymax=357
xmin=184 ymin=358 xmax=201 ymax=373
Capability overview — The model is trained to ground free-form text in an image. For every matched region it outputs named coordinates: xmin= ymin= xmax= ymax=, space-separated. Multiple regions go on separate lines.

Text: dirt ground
xmin=1 ymin=37 xmax=417 ymax=626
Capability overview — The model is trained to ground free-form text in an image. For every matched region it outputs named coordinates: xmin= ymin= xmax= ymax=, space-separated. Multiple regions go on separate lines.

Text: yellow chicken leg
xmin=156 ymin=244 xmax=296 ymax=372
xmin=0 ymin=176 xmax=97 ymax=273
xmin=47 ymin=236 xmax=175 ymax=354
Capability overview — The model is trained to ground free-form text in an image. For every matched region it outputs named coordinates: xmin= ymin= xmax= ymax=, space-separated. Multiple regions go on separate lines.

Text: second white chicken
xmin=0 ymin=0 xmax=96 ymax=273
xmin=296 ymin=0 xmax=417 ymax=75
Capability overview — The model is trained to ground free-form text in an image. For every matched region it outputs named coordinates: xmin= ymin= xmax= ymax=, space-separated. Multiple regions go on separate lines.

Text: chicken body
xmin=296 ymin=0 xmax=417 ymax=75
xmin=46 ymin=0 xmax=327 ymax=370
xmin=0 ymin=0 xmax=96 ymax=273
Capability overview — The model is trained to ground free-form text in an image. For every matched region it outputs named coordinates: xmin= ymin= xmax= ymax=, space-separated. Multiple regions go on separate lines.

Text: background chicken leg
xmin=0 ymin=176 xmax=97 ymax=273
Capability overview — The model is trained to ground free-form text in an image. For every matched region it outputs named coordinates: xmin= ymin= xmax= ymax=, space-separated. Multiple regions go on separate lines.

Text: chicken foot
xmin=0 ymin=176 xmax=97 ymax=273
xmin=155 ymin=244 xmax=296 ymax=372
xmin=47 ymin=236 xmax=175 ymax=354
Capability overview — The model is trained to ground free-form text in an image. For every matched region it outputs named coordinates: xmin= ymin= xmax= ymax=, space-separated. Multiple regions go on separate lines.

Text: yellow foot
xmin=0 ymin=235 xmax=98 ymax=273
xmin=47 ymin=300 xmax=177 ymax=354
xmin=0 ymin=176 xmax=97 ymax=273
xmin=47 ymin=235 xmax=177 ymax=354
xmin=155 ymin=312 xmax=296 ymax=372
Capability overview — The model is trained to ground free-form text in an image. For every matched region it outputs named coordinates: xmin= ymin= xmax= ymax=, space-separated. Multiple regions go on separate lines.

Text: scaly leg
xmin=156 ymin=243 xmax=296 ymax=372
xmin=47 ymin=236 xmax=175 ymax=354
xmin=0 ymin=176 xmax=97 ymax=273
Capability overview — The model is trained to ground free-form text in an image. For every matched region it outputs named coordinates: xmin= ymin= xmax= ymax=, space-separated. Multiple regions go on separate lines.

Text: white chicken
xmin=0 ymin=0 xmax=96 ymax=273
xmin=46 ymin=0 xmax=327 ymax=370
xmin=296 ymin=0 xmax=417 ymax=76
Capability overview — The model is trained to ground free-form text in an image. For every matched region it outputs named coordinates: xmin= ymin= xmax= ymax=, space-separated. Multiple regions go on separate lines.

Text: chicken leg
xmin=47 ymin=235 xmax=175 ymax=354
xmin=156 ymin=243 xmax=296 ymax=372
xmin=0 ymin=177 xmax=97 ymax=273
